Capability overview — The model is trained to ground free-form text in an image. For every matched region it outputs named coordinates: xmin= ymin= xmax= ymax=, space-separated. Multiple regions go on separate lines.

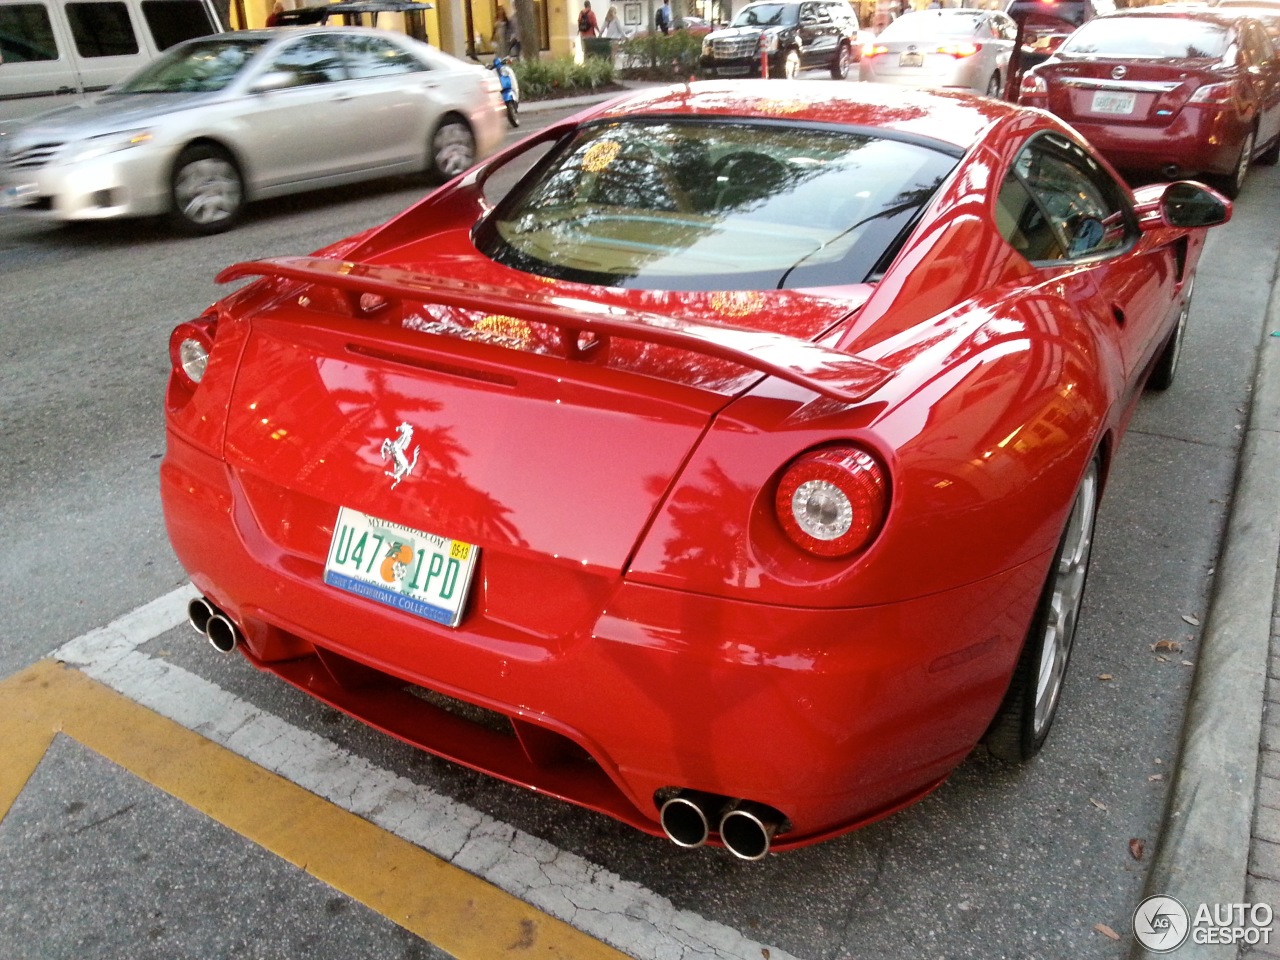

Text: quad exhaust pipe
xmin=187 ymin=596 xmax=242 ymax=654
xmin=659 ymin=790 xmax=786 ymax=860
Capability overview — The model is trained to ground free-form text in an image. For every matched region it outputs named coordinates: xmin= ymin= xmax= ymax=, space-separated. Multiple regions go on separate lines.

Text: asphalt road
xmin=2 ymin=98 xmax=1278 ymax=960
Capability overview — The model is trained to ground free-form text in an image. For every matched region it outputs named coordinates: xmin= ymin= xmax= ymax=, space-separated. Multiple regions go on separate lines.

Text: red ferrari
xmin=162 ymin=81 xmax=1229 ymax=859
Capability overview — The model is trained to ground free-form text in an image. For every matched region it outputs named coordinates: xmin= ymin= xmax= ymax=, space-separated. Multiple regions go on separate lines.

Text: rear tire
xmin=830 ymin=43 xmax=851 ymax=80
xmin=505 ymin=99 xmax=519 ymax=128
xmin=985 ymin=71 xmax=1002 ymax=99
xmin=168 ymin=144 xmax=243 ymax=235
xmin=985 ymin=458 xmax=1100 ymax=763
xmin=1257 ymin=132 xmax=1280 ymax=166
xmin=1218 ymin=128 xmax=1255 ymax=199
xmin=428 ymin=116 xmax=476 ymax=181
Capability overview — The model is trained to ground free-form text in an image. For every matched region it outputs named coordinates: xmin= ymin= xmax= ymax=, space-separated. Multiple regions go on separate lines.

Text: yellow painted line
xmin=0 ymin=660 xmax=631 ymax=960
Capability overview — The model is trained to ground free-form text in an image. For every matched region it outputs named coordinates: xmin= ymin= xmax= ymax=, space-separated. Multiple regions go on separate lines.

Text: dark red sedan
xmin=1019 ymin=8 xmax=1280 ymax=196
xmin=163 ymin=82 xmax=1229 ymax=859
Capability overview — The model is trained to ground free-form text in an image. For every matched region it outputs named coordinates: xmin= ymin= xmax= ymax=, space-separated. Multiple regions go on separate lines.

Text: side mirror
xmin=1134 ymin=180 xmax=1231 ymax=229
xmin=251 ymin=70 xmax=296 ymax=93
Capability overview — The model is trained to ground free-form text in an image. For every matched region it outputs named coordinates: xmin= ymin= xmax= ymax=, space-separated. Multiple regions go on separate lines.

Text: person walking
xmin=601 ymin=5 xmax=627 ymax=38
xmin=655 ymin=0 xmax=671 ymax=33
xmin=578 ymin=0 xmax=599 ymax=38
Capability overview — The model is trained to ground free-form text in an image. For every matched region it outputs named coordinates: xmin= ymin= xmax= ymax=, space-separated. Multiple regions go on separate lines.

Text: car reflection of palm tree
xmin=644 ymin=460 xmax=754 ymax=587
xmin=326 ymin=371 xmax=526 ymax=549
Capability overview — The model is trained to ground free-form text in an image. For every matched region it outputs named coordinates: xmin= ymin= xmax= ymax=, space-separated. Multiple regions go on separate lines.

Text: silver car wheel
xmin=1230 ymin=128 xmax=1255 ymax=198
xmin=1032 ymin=461 xmax=1098 ymax=738
xmin=430 ymin=119 xmax=475 ymax=180
xmin=985 ymin=72 xmax=1002 ymax=99
xmin=173 ymin=153 xmax=242 ymax=231
xmin=783 ymin=49 xmax=800 ymax=79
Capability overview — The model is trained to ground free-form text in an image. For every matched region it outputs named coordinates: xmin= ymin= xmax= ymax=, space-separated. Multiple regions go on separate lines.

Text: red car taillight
xmin=936 ymin=41 xmax=979 ymax=58
xmin=169 ymin=319 xmax=216 ymax=389
xmin=775 ymin=447 xmax=888 ymax=558
xmin=1188 ymin=81 xmax=1236 ymax=104
xmin=1020 ymin=72 xmax=1047 ymax=97
xmin=862 ymin=42 xmax=888 ymax=57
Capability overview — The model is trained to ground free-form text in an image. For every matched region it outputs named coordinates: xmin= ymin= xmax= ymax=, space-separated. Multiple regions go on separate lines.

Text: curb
xmin=1132 ymin=259 xmax=1280 ymax=956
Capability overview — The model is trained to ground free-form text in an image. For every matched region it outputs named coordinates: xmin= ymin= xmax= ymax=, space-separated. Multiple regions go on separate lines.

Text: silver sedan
xmin=859 ymin=9 xmax=1017 ymax=98
xmin=0 ymin=27 xmax=506 ymax=232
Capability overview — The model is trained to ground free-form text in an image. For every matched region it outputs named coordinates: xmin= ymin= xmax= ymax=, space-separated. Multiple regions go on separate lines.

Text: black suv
xmin=700 ymin=0 xmax=862 ymax=80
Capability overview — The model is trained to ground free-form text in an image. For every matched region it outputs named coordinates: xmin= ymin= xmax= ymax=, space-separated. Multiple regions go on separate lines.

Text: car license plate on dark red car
xmin=1091 ymin=90 xmax=1136 ymax=115
xmin=323 ymin=506 xmax=479 ymax=627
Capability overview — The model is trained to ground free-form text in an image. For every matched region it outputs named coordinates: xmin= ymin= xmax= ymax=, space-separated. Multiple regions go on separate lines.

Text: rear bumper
xmin=162 ymin=429 xmax=1048 ymax=849
xmin=1029 ymin=103 xmax=1244 ymax=178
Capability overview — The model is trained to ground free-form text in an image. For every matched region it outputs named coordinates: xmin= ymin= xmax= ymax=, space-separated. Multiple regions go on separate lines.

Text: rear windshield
xmin=476 ymin=119 xmax=957 ymax=291
xmin=117 ymin=36 xmax=270 ymax=92
xmin=881 ymin=11 xmax=984 ymax=38
xmin=1059 ymin=16 xmax=1230 ymax=59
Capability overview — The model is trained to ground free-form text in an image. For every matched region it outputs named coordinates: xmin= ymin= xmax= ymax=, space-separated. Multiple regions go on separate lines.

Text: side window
xmin=140 ymin=0 xmax=219 ymax=50
xmin=996 ymin=133 xmax=1134 ymax=262
xmin=996 ymin=14 xmax=1017 ymax=41
xmin=66 ymin=1 xmax=139 ymax=57
xmin=344 ymin=35 xmax=425 ymax=79
xmin=264 ymin=34 xmax=348 ymax=86
xmin=0 ymin=3 xmax=59 ymax=62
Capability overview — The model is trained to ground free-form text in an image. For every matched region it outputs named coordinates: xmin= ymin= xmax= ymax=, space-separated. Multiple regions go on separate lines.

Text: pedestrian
xmin=578 ymin=0 xmax=599 ymax=38
xmin=493 ymin=5 xmax=521 ymax=56
xmin=655 ymin=0 xmax=671 ymax=33
xmin=601 ymin=5 xmax=626 ymax=38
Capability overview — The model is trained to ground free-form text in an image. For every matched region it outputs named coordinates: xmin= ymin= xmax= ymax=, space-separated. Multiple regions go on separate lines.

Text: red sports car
xmin=1018 ymin=8 xmax=1280 ymax=197
xmin=162 ymin=81 xmax=1228 ymax=860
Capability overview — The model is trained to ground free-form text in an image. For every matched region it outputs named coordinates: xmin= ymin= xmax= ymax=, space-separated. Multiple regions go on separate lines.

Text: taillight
xmin=775 ymin=446 xmax=888 ymax=558
xmin=169 ymin=319 xmax=216 ymax=389
xmin=1188 ymin=81 xmax=1235 ymax=104
xmin=863 ymin=42 xmax=887 ymax=57
xmin=936 ymin=41 xmax=979 ymax=58
xmin=1020 ymin=72 xmax=1047 ymax=97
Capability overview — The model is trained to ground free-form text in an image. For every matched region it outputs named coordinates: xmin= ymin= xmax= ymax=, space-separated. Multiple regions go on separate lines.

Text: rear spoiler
xmin=216 ymin=256 xmax=893 ymax=405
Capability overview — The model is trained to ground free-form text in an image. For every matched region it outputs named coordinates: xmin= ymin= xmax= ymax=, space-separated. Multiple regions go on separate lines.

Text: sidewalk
xmin=1134 ymin=265 xmax=1280 ymax=957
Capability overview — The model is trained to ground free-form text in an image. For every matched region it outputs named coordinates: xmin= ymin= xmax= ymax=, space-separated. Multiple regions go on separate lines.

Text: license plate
xmin=1 ymin=183 xmax=38 ymax=208
xmin=323 ymin=506 xmax=479 ymax=627
xmin=717 ymin=65 xmax=751 ymax=76
xmin=1091 ymin=90 xmax=1136 ymax=115
xmin=899 ymin=52 xmax=924 ymax=68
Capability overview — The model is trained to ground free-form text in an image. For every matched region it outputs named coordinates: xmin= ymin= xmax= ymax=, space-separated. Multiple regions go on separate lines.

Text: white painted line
xmin=51 ymin=587 xmax=799 ymax=960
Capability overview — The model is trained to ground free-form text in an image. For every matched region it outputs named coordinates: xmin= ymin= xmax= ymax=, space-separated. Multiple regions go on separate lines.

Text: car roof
xmin=590 ymin=80 xmax=1018 ymax=154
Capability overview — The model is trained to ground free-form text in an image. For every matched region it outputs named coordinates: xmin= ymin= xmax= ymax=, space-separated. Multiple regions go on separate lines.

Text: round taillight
xmin=169 ymin=320 xmax=214 ymax=388
xmin=775 ymin=447 xmax=888 ymax=558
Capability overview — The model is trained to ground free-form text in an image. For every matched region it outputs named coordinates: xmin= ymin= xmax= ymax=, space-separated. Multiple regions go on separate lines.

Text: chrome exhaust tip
xmin=719 ymin=801 xmax=785 ymax=861
xmin=187 ymin=597 xmax=217 ymax=635
xmin=659 ymin=790 xmax=726 ymax=849
xmin=206 ymin=613 xmax=241 ymax=654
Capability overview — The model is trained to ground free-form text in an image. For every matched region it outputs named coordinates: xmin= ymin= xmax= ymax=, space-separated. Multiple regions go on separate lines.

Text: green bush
xmin=513 ymin=55 xmax=617 ymax=100
xmin=617 ymin=29 xmax=706 ymax=80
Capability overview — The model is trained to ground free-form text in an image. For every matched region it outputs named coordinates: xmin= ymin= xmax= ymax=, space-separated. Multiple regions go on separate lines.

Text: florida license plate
xmin=1091 ymin=90 xmax=1136 ymax=115
xmin=323 ymin=506 xmax=479 ymax=627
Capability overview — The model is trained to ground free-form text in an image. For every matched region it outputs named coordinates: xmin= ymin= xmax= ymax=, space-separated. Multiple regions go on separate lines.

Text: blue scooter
xmin=489 ymin=55 xmax=520 ymax=128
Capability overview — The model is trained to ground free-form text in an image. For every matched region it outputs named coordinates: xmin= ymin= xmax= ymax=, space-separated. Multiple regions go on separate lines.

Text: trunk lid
xmin=1040 ymin=57 xmax=1225 ymax=127
xmin=215 ymin=237 xmax=879 ymax=639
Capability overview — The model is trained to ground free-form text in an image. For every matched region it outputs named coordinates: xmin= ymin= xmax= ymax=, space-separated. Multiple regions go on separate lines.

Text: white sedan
xmin=0 ymin=27 xmax=505 ymax=232
xmin=859 ymin=9 xmax=1017 ymax=98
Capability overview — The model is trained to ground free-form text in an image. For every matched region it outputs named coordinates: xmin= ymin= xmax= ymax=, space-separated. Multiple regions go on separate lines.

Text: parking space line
xmin=43 ymin=588 xmax=797 ymax=960
xmin=0 ymin=659 xmax=629 ymax=960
